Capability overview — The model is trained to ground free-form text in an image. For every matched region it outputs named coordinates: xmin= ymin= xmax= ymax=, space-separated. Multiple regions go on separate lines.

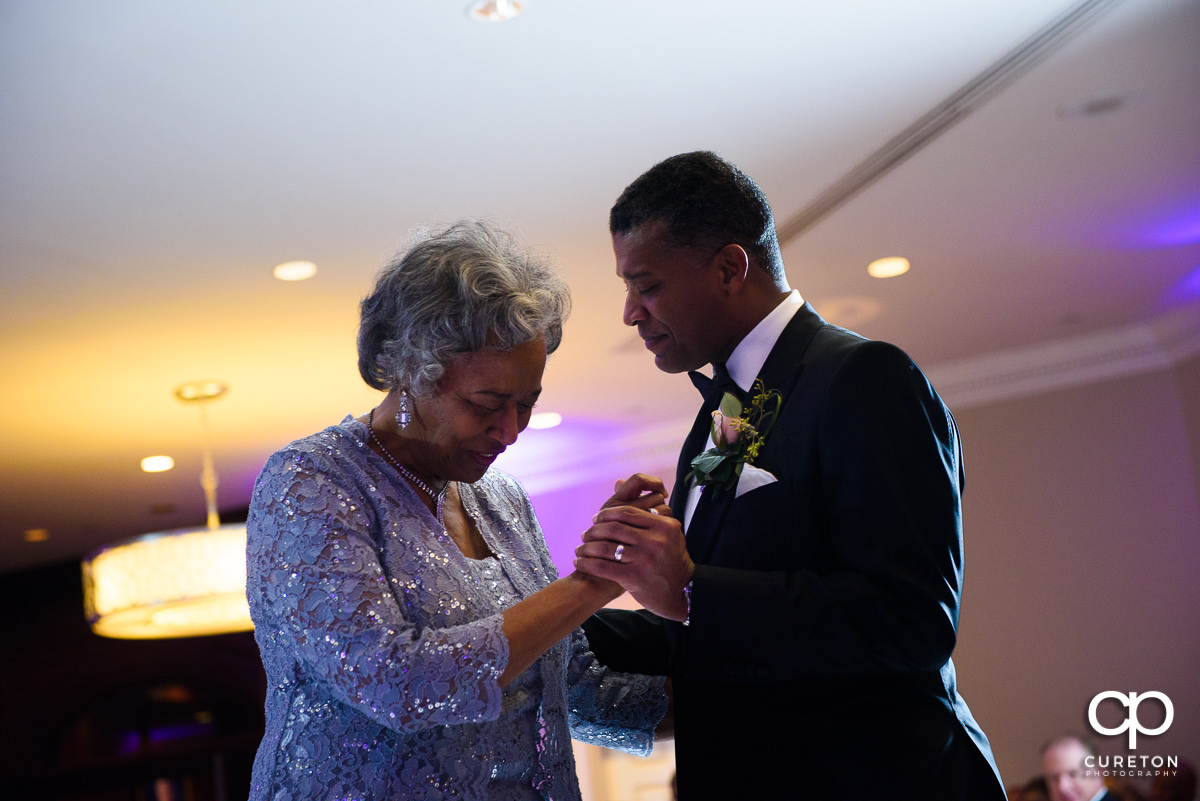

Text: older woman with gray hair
xmin=246 ymin=220 xmax=669 ymax=800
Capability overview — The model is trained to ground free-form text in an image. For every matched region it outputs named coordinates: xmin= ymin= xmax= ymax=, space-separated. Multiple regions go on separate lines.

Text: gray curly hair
xmin=358 ymin=220 xmax=571 ymax=396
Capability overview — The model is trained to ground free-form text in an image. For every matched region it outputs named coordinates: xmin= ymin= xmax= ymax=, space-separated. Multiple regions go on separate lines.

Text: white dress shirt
xmin=683 ymin=290 xmax=803 ymax=531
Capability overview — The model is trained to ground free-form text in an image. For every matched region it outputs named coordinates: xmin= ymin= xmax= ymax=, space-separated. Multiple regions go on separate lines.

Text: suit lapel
xmin=679 ymin=303 xmax=829 ymax=563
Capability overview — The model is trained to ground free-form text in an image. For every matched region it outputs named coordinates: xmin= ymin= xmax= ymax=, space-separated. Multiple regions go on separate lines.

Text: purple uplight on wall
xmin=494 ymin=416 xmax=680 ymax=575
xmin=1133 ymin=202 xmax=1200 ymax=309
xmin=1143 ymin=208 xmax=1200 ymax=249
xmin=494 ymin=417 xmax=629 ymax=492
xmin=529 ymin=480 xmax=623 ymax=574
xmin=494 ymin=418 xmax=629 ymax=574
xmin=1121 ymin=186 xmax=1200 ymax=249
xmin=1162 ymin=263 xmax=1200 ymax=306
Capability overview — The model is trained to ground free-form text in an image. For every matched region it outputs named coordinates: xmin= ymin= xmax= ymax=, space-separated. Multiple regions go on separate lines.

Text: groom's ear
xmin=714 ymin=243 xmax=750 ymax=295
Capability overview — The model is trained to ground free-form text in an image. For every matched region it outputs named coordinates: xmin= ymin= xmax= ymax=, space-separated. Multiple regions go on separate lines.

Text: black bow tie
xmin=689 ymin=362 xmax=743 ymax=409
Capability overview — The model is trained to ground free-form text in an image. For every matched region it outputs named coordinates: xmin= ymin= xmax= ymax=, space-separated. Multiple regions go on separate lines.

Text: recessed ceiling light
xmin=1057 ymin=93 xmax=1135 ymax=120
xmin=141 ymin=455 xmax=176 ymax=473
xmin=24 ymin=528 xmax=50 ymax=543
xmin=468 ymin=0 xmax=522 ymax=22
xmin=528 ymin=412 xmax=562 ymax=430
xmin=867 ymin=257 xmax=910 ymax=278
xmin=273 ymin=261 xmax=318 ymax=281
xmin=174 ymin=381 xmax=228 ymax=402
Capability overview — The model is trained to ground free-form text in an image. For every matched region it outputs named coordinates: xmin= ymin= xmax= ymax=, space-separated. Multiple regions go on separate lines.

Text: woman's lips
xmin=469 ymin=450 xmax=501 ymax=468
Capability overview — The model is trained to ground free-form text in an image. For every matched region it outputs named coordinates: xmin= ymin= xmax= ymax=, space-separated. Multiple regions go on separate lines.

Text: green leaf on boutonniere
xmin=719 ymin=393 xmax=742 ymax=418
xmin=689 ymin=451 xmax=743 ymax=493
xmin=691 ymin=449 xmax=731 ymax=475
xmin=687 ymin=381 xmax=783 ymax=494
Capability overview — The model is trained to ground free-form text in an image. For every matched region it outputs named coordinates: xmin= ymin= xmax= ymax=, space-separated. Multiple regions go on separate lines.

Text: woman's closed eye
xmin=471 ymin=400 xmax=536 ymax=415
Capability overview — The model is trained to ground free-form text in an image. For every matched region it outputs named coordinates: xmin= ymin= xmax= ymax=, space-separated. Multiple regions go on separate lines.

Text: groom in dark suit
xmin=576 ymin=151 xmax=1007 ymax=799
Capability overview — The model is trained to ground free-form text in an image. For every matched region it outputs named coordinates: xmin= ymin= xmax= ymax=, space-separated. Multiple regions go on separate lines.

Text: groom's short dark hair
xmin=610 ymin=151 xmax=785 ymax=282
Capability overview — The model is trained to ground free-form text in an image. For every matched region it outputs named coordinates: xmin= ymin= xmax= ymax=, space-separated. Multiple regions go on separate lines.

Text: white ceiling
xmin=2 ymin=0 xmax=1198 ymax=573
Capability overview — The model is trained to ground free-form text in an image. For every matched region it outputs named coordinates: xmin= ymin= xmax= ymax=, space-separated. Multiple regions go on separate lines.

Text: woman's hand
xmin=599 ymin=473 xmax=672 ymax=516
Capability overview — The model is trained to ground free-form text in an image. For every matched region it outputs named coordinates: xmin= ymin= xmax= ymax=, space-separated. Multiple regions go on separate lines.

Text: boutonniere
xmin=687 ymin=379 xmax=782 ymax=493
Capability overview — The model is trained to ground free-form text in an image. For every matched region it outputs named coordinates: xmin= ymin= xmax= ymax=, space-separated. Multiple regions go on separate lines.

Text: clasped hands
xmin=573 ymin=473 xmax=695 ymax=621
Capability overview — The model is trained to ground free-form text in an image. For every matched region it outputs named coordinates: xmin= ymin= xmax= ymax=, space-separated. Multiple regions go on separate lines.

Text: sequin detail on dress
xmin=246 ymin=416 xmax=667 ymax=800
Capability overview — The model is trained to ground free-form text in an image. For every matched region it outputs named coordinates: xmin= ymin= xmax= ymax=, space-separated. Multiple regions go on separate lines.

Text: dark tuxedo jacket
xmin=584 ymin=303 xmax=1006 ymax=799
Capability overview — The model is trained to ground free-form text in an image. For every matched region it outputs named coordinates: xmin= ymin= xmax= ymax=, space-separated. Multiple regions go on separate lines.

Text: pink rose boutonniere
xmin=687 ymin=379 xmax=782 ymax=494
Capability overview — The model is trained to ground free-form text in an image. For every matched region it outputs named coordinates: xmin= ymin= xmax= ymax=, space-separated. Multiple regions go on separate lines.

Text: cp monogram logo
xmin=1088 ymin=691 xmax=1174 ymax=749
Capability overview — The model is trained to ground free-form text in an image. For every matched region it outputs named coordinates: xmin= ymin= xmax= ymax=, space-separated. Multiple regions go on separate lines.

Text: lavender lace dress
xmin=246 ymin=417 xmax=667 ymax=801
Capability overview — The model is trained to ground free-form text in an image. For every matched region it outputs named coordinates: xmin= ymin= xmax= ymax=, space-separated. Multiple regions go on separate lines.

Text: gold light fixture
xmin=82 ymin=381 xmax=253 ymax=639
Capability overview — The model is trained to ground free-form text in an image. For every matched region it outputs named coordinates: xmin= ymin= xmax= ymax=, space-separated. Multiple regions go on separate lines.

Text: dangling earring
xmin=395 ymin=390 xmax=412 ymax=430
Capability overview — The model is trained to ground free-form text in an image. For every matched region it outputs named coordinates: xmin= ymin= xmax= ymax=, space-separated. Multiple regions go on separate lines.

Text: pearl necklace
xmin=368 ymin=409 xmax=450 ymax=521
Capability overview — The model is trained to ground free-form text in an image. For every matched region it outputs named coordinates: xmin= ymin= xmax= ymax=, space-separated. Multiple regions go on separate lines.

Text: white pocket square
xmin=735 ymin=464 xmax=778 ymax=498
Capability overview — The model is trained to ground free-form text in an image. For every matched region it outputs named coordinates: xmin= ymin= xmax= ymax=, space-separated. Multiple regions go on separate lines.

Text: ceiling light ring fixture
xmin=82 ymin=380 xmax=253 ymax=639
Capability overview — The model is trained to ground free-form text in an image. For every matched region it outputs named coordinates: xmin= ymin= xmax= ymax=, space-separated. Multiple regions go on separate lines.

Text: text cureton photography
xmin=1085 ymin=690 xmax=1181 ymax=779
xmin=1085 ymin=753 xmax=1182 ymax=779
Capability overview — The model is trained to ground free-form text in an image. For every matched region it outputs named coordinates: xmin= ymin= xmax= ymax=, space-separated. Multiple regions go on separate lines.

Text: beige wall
xmin=952 ymin=359 xmax=1200 ymax=788
xmin=1175 ymin=353 xmax=1200 ymax=510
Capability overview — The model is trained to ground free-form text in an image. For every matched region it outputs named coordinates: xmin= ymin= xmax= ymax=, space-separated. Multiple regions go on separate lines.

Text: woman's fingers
xmin=600 ymin=473 xmax=669 ymax=511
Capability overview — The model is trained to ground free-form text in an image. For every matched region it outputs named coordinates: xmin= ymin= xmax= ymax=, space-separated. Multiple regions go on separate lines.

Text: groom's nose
xmin=623 ymin=291 xmax=646 ymax=326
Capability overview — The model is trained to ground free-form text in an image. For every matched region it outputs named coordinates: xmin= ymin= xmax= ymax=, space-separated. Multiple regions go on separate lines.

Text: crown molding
xmin=927 ymin=303 xmax=1200 ymax=409
xmin=1150 ymin=302 xmax=1200 ymax=366
xmin=777 ymin=0 xmax=1122 ymax=242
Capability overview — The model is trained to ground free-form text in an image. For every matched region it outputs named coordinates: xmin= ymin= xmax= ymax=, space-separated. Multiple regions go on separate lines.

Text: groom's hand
xmin=575 ymin=504 xmax=694 ymax=621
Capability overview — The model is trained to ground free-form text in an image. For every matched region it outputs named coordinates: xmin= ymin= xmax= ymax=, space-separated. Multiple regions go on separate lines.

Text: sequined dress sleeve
xmin=245 ymin=418 xmax=666 ymax=801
